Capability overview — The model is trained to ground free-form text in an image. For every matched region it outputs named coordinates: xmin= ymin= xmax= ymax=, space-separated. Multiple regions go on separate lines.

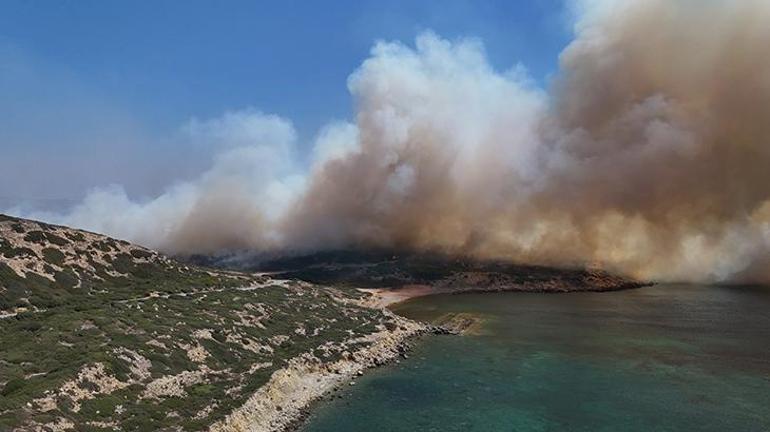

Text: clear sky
xmin=0 ymin=0 xmax=572 ymax=203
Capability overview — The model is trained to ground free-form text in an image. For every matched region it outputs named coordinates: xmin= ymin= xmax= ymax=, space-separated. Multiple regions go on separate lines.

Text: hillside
xmin=202 ymin=249 xmax=647 ymax=294
xmin=0 ymin=215 xmax=425 ymax=431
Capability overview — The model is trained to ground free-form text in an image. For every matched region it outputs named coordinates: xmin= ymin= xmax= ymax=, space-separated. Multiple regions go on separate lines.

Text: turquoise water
xmin=300 ymin=285 xmax=770 ymax=432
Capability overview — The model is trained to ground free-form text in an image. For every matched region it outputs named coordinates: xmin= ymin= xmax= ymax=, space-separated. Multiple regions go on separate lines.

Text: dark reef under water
xmin=300 ymin=284 xmax=770 ymax=432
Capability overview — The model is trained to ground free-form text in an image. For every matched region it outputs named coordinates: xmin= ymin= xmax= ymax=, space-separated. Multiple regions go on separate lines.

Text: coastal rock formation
xmin=211 ymin=314 xmax=429 ymax=432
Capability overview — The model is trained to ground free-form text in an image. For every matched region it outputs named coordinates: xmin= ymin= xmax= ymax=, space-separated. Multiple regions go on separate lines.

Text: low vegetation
xmin=208 ymin=248 xmax=647 ymax=293
xmin=0 ymin=215 xmax=395 ymax=431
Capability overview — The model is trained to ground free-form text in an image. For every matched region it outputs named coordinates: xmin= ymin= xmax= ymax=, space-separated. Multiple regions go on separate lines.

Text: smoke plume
xmin=15 ymin=0 xmax=770 ymax=283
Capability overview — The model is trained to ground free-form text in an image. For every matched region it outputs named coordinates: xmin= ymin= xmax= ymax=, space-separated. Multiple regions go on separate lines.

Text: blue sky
xmin=0 ymin=0 xmax=572 ymax=202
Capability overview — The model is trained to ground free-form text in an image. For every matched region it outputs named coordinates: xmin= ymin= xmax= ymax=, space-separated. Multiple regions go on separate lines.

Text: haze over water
xmin=301 ymin=285 xmax=770 ymax=431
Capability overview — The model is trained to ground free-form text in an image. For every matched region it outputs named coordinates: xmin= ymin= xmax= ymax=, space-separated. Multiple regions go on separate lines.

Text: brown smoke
xmin=283 ymin=0 xmax=770 ymax=282
xmin=23 ymin=0 xmax=770 ymax=283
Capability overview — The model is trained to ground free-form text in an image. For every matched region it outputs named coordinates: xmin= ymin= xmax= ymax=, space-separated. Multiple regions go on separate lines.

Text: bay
xmin=300 ymin=284 xmax=770 ymax=432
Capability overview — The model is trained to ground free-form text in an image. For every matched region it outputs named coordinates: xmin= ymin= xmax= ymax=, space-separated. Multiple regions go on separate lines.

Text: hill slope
xmin=0 ymin=214 xmax=256 ymax=316
xmin=0 ymin=215 xmax=423 ymax=431
xmin=208 ymin=249 xmax=647 ymax=294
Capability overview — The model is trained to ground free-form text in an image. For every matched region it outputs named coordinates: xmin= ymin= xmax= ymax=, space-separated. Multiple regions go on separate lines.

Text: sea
xmin=300 ymin=284 xmax=770 ymax=432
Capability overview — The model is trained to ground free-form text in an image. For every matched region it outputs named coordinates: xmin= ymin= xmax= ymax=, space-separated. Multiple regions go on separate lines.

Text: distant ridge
xmin=194 ymin=248 xmax=649 ymax=294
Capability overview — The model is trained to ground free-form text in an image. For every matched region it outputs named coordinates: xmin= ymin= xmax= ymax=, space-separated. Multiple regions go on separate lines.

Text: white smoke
xmin=19 ymin=109 xmax=306 ymax=254
xmin=12 ymin=0 xmax=770 ymax=283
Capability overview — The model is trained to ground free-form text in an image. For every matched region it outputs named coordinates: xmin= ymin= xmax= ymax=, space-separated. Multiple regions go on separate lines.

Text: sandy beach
xmin=359 ymin=285 xmax=436 ymax=308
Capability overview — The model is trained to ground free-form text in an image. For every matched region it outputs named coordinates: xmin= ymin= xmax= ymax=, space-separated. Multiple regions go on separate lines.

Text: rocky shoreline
xmin=282 ymin=322 xmax=455 ymax=432
xmin=208 ymin=277 xmax=648 ymax=432
xmin=209 ymin=309 xmax=450 ymax=432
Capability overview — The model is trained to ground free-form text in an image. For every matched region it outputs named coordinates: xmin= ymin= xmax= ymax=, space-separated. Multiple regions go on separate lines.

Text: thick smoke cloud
xmin=19 ymin=110 xmax=305 ymax=254
xmin=16 ymin=0 xmax=770 ymax=283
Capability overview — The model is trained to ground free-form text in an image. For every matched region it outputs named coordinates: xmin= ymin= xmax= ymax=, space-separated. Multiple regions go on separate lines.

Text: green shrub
xmin=95 ymin=241 xmax=113 ymax=252
xmin=17 ymin=320 xmax=42 ymax=333
xmin=23 ymin=231 xmax=47 ymax=244
xmin=54 ymin=270 xmax=79 ymax=289
xmin=189 ymin=383 xmax=215 ymax=396
xmin=0 ymin=241 xmax=37 ymax=259
xmin=1 ymin=379 xmax=25 ymax=396
xmin=129 ymin=249 xmax=153 ymax=259
xmin=45 ymin=233 xmax=69 ymax=246
xmin=112 ymin=254 xmax=134 ymax=274
xmin=23 ymin=231 xmax=69 ymax=246
xmin=65 ymin=232 xmax=85 ymax=242
xmin=42 ymin=248 xmax=65 ymax=266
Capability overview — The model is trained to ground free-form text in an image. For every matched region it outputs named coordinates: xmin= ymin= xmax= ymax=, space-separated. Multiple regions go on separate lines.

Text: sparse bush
xmin=22 ymin=231 xmax=45 ymax=244
xmin=54 ymin=270 xmax=78 ymax=289
xmin=1 ymin=379 xmax=24 ymax=396
xmin=23 ymin=231 xmax=68 ymax=246
xmin=65 ymin=232 xmax=85 ymax=242
xmin=112 ymin=253 xmax=134 ymax=274
xmin=17 ymin=320 xmax=42 ymax=333
xmin=0 ymin=215 xmax=390 ymax=431
xmin=0 ymin=241 xmax=37 ymax=259
xmin=129 ymin=249 xmax=153 ymax=259
xmin=42 ymin=248 xmax=65 ymax=266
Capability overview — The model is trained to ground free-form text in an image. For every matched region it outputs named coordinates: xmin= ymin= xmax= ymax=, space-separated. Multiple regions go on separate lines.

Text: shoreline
xmin=360 ymin=284 xmax=436 ymax=308
xmin=210 ymin=282 xmax=650 ymax=432
xmin=361 ymin=279 xmax=652 ymax=310
xmin=209 ymin=308 xmax=440 ymax=432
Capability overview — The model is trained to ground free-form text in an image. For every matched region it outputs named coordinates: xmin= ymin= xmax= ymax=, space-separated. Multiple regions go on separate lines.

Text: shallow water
xmin=300 ymin=285 xmax=770 ymax=432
